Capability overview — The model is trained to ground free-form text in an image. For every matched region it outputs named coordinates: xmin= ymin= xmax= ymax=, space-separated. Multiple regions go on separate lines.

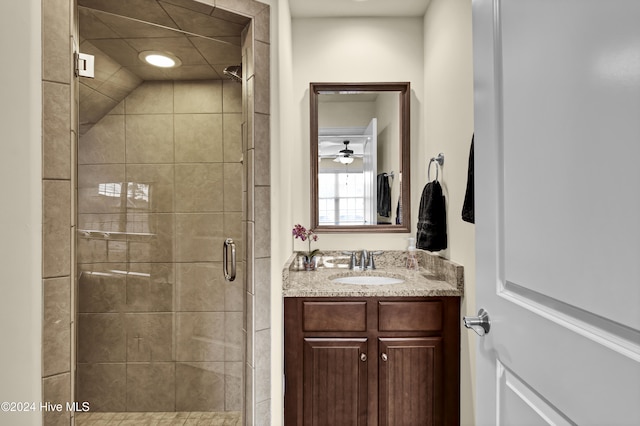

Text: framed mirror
xmin=310 ymin=82 xmax=411 ymax=232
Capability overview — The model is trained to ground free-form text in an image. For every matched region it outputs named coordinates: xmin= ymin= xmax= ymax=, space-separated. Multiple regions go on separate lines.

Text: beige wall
xmin=272 ymin=4 xmax=476 ymax=425
xmin=0 ymin=0 xmax=43 ymax=425
xmin=424 ymin=0 xmax=476 ymax=424
xmin=290 ymin=17 xmax=424 ymax=250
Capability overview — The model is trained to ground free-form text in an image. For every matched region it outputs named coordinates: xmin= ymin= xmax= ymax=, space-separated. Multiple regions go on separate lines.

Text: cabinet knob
xmin=381 ymin=353 xmax=388 ymax=362
xmin=360 ymin=353 xmax=367 ymax=362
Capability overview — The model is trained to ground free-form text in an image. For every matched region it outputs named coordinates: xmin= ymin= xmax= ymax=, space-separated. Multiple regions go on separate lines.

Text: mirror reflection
xmin=310 ymin=82 xmax=411 ymax=232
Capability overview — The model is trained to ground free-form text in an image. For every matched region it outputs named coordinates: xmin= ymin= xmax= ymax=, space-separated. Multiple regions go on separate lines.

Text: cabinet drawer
xmin=303 ymin=301 xmax=367 ymax=331
xmin=378 ymin=301 xmax=442 ymax=331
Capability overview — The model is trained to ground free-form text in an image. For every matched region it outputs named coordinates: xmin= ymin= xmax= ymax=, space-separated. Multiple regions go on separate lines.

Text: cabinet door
xmin=379 ymin=337 xmax=443 ymax=426
xmin=303 ymin=338 xmax=368 ymax=426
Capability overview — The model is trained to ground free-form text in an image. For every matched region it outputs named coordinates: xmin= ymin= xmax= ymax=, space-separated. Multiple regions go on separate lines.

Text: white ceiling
xmin=288 ymin=0 xmax=432 ymax=18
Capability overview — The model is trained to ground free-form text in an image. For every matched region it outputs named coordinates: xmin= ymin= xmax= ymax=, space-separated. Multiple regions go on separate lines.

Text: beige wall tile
xmin=245 ymin=363 xmax=255 ymax=422
xmin=79 ymin=114 xmax=125 ymax=165
xmin=126 ymin=363 xmax=176 ymax=411
xmin=110 ymin=100 xmax=125 ymax=115
xmin=161 ymin=0 xmax=214 ymax=15
xmin=126 ymin=164 xmax=174 ymax=212
xmin=176 ymin=362 xmax=225 ymax=411
xmin=223 ymin=80 xmax=242 ymax=113
xmin=175 ymin=163 xmax=224 ymax=212
xmin=242 ymin=23 xmax=254 ymax=81
xmin=125 ymin=81 xmax=173 ymax=114
xmin=77 ymin=364 xmax=126 ymax=412
xmin=127 ymin=213 xmax=174 ymax=263
xmin=77 ymin=313 xmax=126 ymax=363
xmin=174 ymin=80 xmax=222 ymax=113
xmin=42 ymin=373 xmax=71 ymax=426
xmin=77 ymin=214 xmax=128 ymax=263
xmin=223 ymin=113 xmax=243 ymax=163
xmin=190 ymin=37 xmax=242 ymax=69
xmin=175 ymin=114 xmax=223 ymax=163
xmin=245 ymin=221 xmax=255 ymax=295
xmin=176 ymin=262 xmax=225 ymax=312
xmin=43 ymin=0 xmax=70 ymax=83
xmin=253 ymin=41 xmax=270 ymax=115
xmin=253 ymin=186 xmax=270 ymax=259
xmin=246 ymin=77 xmax=255 ymax=150
xmin=79 ymin=86 xmax=119 ymax=133
xmin=255 ymin=399 xmax=271 ymax=425
xmin=125 ymin=263 xmax=174 ymax=312
xmin=43 ymin=180 xmax=71 ymax=278
xmin=254 ymin=258 xmax=270 ymax=332
xmin=254 ymin=112 xmax=270 ymax=186
xmin=78 ymin=263 xmax=126 ymax=313
xmin=254 ymin=7 xmax=270 ymax=44
xmin=215 ymin=0 xmax=268 ymax=17
xmin=175 ymin=213 xmax=224 ymax=262
xmin=176 ymin=312 xmax=225 ymax=361
xmin=225 ymin=265 xmax=244 ymax=312
xmin=43 ymin=277 xmax=71 ymax=377
xmin=43 ymin=82 xmax=71 ymax=179
xmin=125 ymin=114 xmax=174 ymax=163
xmin=245 ymin=292 xmax=255 ymax=366
xmin=77 ymin=164 xmax=126 ymax=214
xmin=225 ymin=361 xmax=243 ymax=411
xmin=225 ymin=312 xmax=243 ymax=361
xmin=224 ymin=163 xmax=243 ymax=212
xmin=125 ymin=313 xmax=173 ymax=362
xmin=246 ymin=149 xmax=255 ymax=222
xmin=77 ymin=237 xmax=110 ymax=264
xmin=254 ymin=329 xmax=270 ymax=403
xmin=224 ymin=212 xmax=244 ymax=260
xmin=100 ymin=68 xmax=143 ymax=101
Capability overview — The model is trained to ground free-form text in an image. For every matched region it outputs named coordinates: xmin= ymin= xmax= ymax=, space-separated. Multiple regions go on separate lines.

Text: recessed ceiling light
xmin=138 ymin=51 xmax=182 ymax=68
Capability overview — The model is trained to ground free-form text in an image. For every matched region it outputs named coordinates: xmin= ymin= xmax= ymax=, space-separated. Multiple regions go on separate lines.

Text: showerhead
xmin=223 ymin=65 xmax=242 ymax=83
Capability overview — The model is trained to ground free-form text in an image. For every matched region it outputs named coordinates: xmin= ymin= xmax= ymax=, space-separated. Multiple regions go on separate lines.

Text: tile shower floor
xmin=75 ymin=411 xmax=241 ymax=425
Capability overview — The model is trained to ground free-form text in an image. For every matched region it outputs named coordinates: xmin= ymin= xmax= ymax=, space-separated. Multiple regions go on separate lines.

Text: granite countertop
xmin=282 ymin=250 xmax=464 ymax=298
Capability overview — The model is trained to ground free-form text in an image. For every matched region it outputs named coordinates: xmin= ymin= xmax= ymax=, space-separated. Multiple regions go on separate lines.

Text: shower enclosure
xmin=73 ymin=2 xmax=257 ymax=422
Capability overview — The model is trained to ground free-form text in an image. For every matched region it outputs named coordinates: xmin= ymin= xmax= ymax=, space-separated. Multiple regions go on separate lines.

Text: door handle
xmin=463 ymin=308 xmax=491 ymax=336
xmin=223 ymin=238 xmax=236 ymax=282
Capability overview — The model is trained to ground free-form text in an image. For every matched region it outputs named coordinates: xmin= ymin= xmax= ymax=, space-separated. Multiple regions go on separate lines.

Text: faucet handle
xmin=342 ymin=251 xmax=357 ymax=269
xmin=367 ymin=251 xmax=383 ymax=270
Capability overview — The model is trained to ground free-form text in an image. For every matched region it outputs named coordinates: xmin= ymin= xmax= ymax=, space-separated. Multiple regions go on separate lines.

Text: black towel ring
xmin=428 ymin=153 xmax=445 ymax=182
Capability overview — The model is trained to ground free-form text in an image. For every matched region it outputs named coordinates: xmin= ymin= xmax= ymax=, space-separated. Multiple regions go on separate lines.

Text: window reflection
xmin=318 ymin=172 xmax=365 ymax=225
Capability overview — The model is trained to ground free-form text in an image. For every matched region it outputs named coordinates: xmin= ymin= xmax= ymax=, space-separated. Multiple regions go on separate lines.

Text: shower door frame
xmin=40 ymin=0 xmax=272 ymax=423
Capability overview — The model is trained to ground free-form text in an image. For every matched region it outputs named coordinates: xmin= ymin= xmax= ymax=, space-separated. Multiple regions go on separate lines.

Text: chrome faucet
xmin=360 ymin=250 xmax=369 ymax=269
xmin=343 ymin=250 xmax=383 ymax=270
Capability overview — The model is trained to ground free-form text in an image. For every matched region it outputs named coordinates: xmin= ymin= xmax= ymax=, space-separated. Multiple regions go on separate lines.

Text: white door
xmin=472 ymin=0 xmax=640 ymax=424
xmin=363 ymin=118 xmax=378 ymax=224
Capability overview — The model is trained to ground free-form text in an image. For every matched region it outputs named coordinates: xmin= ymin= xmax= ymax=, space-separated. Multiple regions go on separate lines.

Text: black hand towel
xmin=377 ymin=173 xmax=391 ymax=217
xmin=462 ymin=134 xmax=475 ymax=223
xmin=416 ymin=180 xmax=447 ymax=251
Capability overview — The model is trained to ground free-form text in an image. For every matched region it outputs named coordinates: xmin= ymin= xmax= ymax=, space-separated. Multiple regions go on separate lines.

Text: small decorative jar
xmin=303 ymin=255 xmax=318 ymax=271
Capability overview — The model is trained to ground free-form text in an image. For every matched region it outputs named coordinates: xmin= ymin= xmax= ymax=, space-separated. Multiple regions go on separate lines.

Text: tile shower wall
xmin=42 ymin=1 xmax=270 ymax=424
xmin=76 ymin=80 xmax=245 ymax=412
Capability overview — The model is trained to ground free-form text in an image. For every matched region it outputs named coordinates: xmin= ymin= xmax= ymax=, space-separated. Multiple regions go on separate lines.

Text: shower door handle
xmin=223 ymin=238 xmax=236 ymax=282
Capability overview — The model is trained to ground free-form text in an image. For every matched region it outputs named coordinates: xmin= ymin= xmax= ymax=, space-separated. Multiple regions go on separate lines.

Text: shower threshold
xmin=75 ymin=411 xmax=241 ymax=425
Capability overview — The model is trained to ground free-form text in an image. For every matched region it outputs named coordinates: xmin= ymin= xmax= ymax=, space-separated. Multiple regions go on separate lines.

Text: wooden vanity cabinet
xmin=284 ymin=297 xmax=460 ymax=426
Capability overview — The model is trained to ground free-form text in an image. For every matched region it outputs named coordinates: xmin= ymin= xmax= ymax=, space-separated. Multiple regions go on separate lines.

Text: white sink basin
xmin=331 ymin=275 xmax=404 ymax=285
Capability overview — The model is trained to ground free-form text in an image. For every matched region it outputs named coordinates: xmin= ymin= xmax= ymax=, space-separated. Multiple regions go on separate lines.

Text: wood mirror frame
xmin=310 ymin=82 xmax=411 ymax=233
